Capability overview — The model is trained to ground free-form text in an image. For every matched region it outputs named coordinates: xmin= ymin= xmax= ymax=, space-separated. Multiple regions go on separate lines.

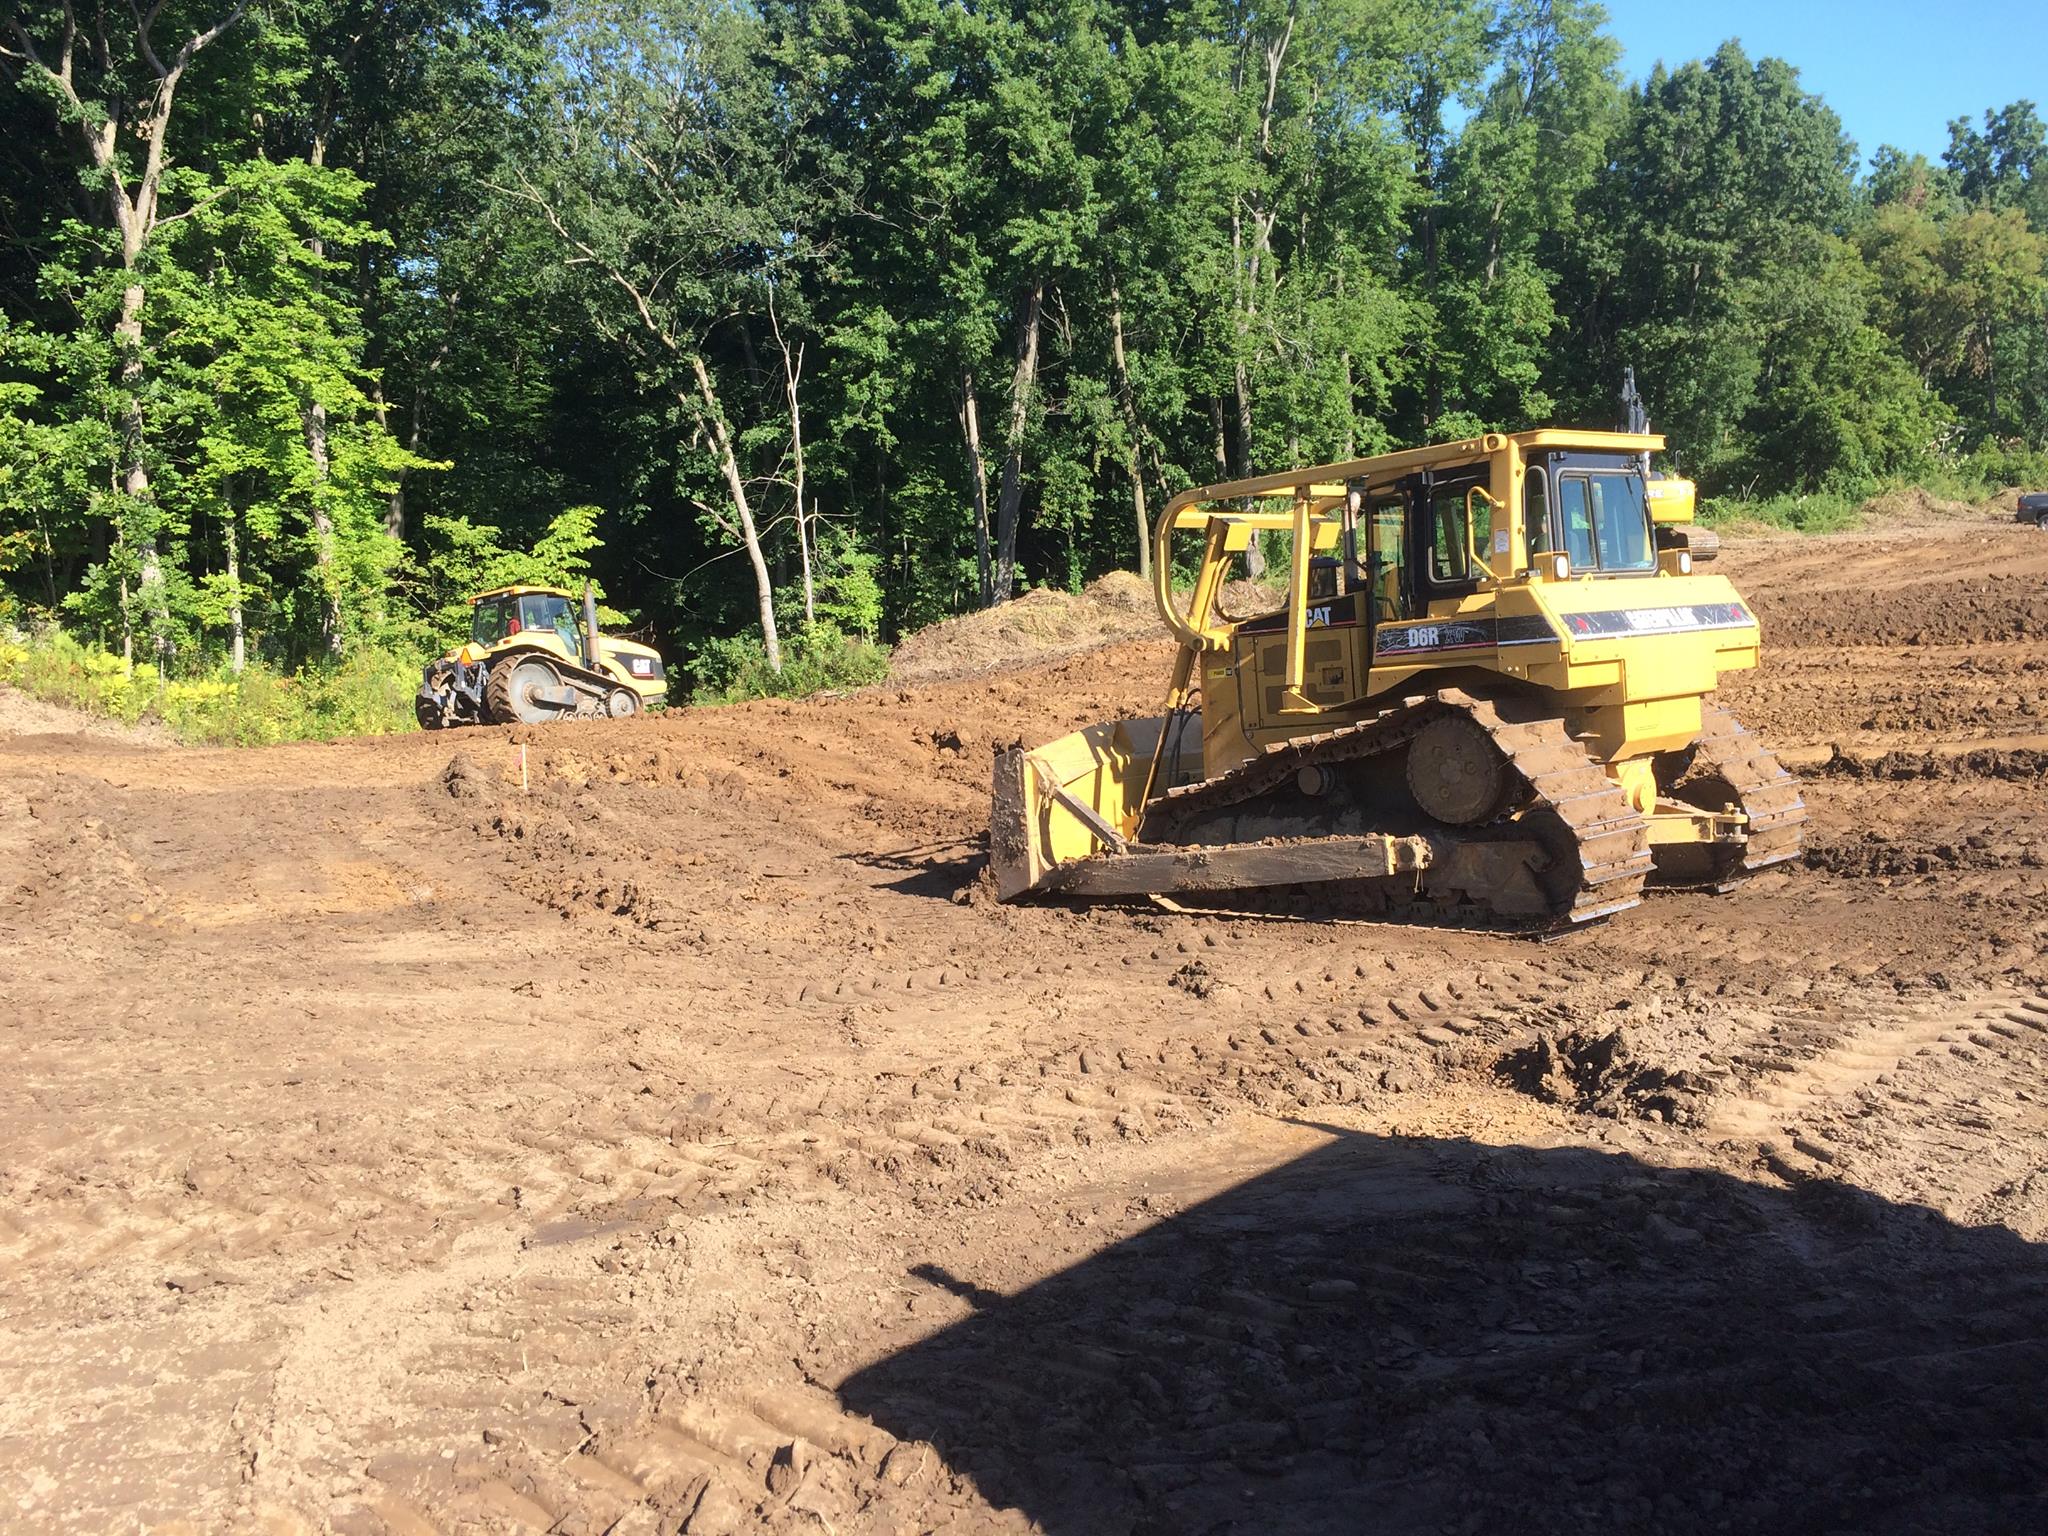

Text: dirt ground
xmin=4 ymin=513 xmax=2047 ymax=1535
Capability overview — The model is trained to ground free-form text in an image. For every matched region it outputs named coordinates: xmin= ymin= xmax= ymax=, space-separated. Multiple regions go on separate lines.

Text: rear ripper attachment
xmin=990 ymin=417 xmax=1805 ymax=929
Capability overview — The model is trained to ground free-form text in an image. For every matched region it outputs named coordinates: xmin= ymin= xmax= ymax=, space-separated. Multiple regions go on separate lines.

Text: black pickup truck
xmin=2019 ymin=491 xmax=2048 ymax=527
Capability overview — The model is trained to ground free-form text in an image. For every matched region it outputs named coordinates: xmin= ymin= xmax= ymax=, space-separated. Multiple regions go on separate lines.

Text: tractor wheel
xmin=606 ymin=688 xmax=641 ymax=719
xmin=485 ymin=655 xmax=568 ymax=725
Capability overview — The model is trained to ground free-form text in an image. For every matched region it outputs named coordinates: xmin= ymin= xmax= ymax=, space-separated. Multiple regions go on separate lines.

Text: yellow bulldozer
xmin=991 ymin=420 xmax=1803 ymax=928
xmin=415 ymin=583 xmax=667 ymax=728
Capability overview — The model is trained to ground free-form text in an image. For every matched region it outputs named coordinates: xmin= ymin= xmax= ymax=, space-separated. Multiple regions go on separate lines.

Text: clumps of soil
xmin=949 ymin=863 xmax=997 ymax=907
xmin=1169 ymin=959 xmax=1221 ymax=999
xmin=1804 ymin=829 xmax=2044 ymax=878
xmin=1817 ymin=745 xmax=2048 ymax=782
xmin=888 ymin=572 xmax=1162 ymax=684
xmin=1500 ymin=1025 xmax=1712 ymax=1127
xmin=440 ymin=752 xmax=489 ymax=800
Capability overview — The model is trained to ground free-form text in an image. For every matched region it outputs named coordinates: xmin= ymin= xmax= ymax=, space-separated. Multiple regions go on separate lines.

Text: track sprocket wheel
xmin=1405 ymin=712 xmax=1512 ymax=826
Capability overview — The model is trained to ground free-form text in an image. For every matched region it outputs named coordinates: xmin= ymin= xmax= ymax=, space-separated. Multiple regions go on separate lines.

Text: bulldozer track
xmin=1143 ymin=689 xmax=1654 ymax=928
xmin=1692 ymin=702 xmax=1808 ymax=874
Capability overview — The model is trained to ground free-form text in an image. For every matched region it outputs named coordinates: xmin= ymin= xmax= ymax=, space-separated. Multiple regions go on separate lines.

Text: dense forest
xmin=2 ymin=1 xmax=2046 ymax=704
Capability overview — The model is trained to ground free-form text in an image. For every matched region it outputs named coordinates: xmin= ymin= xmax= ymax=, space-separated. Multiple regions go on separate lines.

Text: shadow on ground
xmin=838 ymin=1125 xmax=2048 ymax=1535
xmin=845 ymin=841 xmax=987 ymax=901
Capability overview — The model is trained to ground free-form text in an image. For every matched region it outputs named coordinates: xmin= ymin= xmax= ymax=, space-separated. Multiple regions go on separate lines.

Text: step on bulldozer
xmin=415 ymin=583 xmax=667 ymax=728
xmin=991 ymin=416 xmax=1804 ymax=929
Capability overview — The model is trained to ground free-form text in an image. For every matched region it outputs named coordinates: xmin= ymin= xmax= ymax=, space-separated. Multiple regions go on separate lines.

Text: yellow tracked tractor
xmin=991 ymin=421 xmax=1803 ymax=928
xmin=415 ymin=583 xmax=667 ymax=728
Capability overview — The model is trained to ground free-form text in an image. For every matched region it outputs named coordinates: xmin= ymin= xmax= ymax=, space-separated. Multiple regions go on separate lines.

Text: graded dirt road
xmin=4 ymin=513 xmax=2047 ymax=1535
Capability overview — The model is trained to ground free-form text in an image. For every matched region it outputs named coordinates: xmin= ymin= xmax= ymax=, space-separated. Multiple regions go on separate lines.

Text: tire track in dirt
xmin=12 ymin=519 xmax=2048 ymax=1534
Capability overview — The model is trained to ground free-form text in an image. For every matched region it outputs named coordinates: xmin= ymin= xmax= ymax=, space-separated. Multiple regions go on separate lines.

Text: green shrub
xmin=0 ymin=629 xmax=418 ymax=744
xmin=1955 ymin=443 xmax=2048 ymax=496
xmin=686 ymin=620 xmax=890 ymax=705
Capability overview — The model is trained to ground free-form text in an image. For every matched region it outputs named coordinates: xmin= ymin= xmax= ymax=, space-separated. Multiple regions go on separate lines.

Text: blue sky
xmin=1598 ymin=0 xmax=2048 ymax=168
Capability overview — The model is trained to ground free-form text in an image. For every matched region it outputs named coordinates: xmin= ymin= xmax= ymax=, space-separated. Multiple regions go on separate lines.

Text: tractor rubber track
xmin=1143 ymin=688 xmax=1653 ymax=928
xmin=1694 ymin=702 xmax=1808 ymax=875
xmin=482 ymin=648 xmax=629 ymax=726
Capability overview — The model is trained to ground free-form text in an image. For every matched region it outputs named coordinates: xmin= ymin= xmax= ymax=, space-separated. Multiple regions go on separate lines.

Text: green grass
xmin=1701 ymin=447 xmax=2048 ymax=537
xmin=0 ymin=631 xmax=419 ymax=745
xmin=1698 ymin=489 xmax=1865 ymax=534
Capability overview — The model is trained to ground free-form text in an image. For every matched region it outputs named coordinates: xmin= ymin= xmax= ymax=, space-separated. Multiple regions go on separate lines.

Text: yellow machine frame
xmin=995 ymin=430 xmax=1767 ymax=900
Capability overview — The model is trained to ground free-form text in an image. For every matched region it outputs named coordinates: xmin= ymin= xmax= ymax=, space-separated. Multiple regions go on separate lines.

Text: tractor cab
xmin=470 ymin=588 xmax=583 ymax=653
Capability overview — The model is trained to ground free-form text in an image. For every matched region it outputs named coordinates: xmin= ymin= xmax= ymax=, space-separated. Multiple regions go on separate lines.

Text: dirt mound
xmin=1856 ymin=485 xmax=1988 ymax=527
xmin=1720 ymin=521 xmax=2048 ymax=648
xmin=1216 ymin=576 xmax=1284 ymax=617
xmin=887 ymin=573 xmax=1164 ymax=684
xmin=0 ymin=683 xmax=178 ymax=746
xmin=1500 ymin=1025 xmax=1712 ymax=1126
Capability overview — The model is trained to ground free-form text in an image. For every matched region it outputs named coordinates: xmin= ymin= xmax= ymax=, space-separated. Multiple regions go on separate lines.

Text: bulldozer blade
xmin=1032 ymin=833 xmax=1434 ymax=898
xmin=992 ymin=716 xmax=1197 ymax=901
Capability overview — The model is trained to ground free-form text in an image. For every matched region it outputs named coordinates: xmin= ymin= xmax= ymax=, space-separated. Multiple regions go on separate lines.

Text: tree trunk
xmin=115 ymin=281 xmax=173 ymax=661
xmin=1209 ymin=395 xmax=1230 ymax=480
xmin=1223 ymin=1 xmax=1289 ymax=589
xmin=303 ymin=395 xmax=344 ymax=657
xmin=1986 ymin=320 xmax=1999 ymax=430
xmin=372 ymin=382 xmax=405 ymax=541
xmin=771 ymin=305 xmax=815 ymax=625
xmin=7 ymin=4 xmax=248 ymax=665
xmin=113 ymin=496 xmax=133 ymax=673
xmin=224 ymin=507 xmax=245 ymax=676
xmin=690 ymin=354 xmax=781 ymax=671
xmin=959 ymin=371 xmax=994 ymax=607
xmin=993 ymin=280 xmax=1044 ymax=604
xmin=1342 ymin=350 xmax=1357 ymax=459
xmin=1234 ymin=361 xmax=1264 ymax=578
xmin=302 ymin=133 xmax=344 ymax=658
xmin=1107 ymin=291 xmax=1152 ymax=579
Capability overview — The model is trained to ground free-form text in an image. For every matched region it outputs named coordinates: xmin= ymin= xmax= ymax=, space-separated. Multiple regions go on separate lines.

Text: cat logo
xmin=1305 ymin=605 xmax=1332 ymax=628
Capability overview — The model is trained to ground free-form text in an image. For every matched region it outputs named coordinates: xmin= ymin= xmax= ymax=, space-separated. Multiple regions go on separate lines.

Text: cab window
xmin=471 ymin=598 xmax=510 ymax=645
xmin=1428 ymin=481 xmax=1491 ymax=584
xmin=519 ymin=593 xmax=580 ymax=646
xmin=1524 ymin=468 xmax=1550 ymax=562
xmin=1559 ymin=477 xmax=1597 ymax=569
xmin=1558 ymin=472 xmax=1653 ymax=572
xmin=1370 ymin=497 xmax=1407 ymax=620
xmin=1590 ymin=475 xmax=1653 ymax=569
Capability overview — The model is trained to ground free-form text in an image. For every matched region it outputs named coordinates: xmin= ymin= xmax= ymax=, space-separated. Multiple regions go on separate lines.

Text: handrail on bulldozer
xmin=1149 ymin=433 xmax=1517 ymax=654
xmin=1147 ymin=428 xmax=1670 ymax=653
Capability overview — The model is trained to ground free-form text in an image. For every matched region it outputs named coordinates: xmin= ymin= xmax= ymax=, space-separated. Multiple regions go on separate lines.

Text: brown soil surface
xmin=5 ymin=512 xmax=2047 ymax=1535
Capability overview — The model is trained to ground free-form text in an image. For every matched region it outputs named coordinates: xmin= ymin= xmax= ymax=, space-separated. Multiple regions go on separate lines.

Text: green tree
xmin=2 ymin=1 xmax=254 ymax=661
